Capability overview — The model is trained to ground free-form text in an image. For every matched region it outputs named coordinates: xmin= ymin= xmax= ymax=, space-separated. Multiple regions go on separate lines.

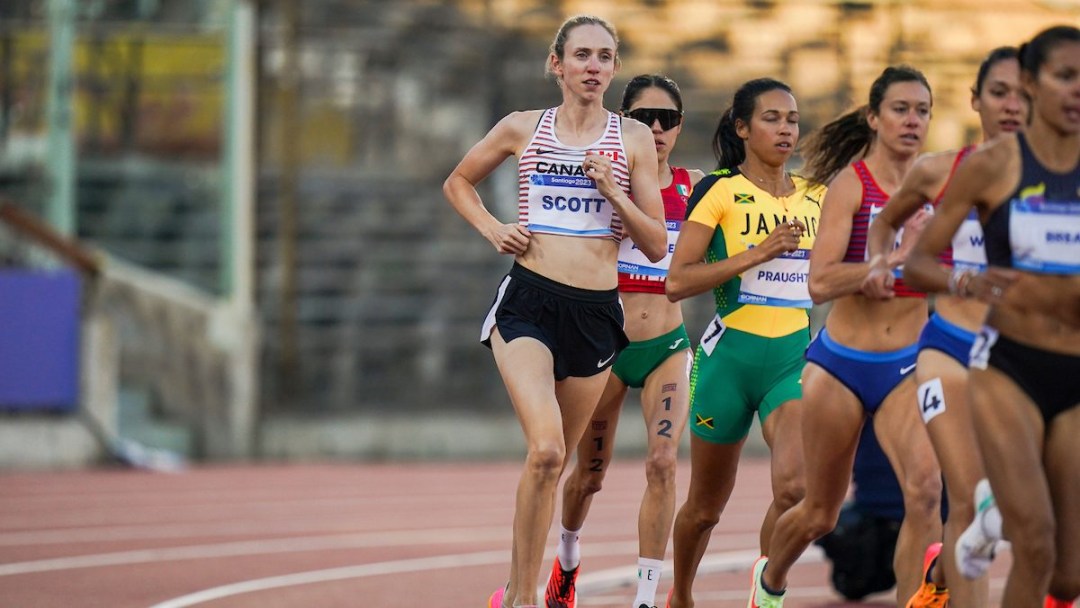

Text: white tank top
xmin=517 ymin=107 xmax=629 ymax=241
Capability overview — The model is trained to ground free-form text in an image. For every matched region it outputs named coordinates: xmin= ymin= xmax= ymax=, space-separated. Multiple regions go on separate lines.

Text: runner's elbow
xmin=665 ymin=274 xmax=688 ymax=302
xmin=640 ymin=231 xmax=667 ymax=263
xmin=808 ymin=277 xmax=832 ymax=305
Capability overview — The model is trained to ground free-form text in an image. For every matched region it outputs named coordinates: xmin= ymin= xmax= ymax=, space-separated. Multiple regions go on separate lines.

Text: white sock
xmin=976 ymin=479 xmax=1004 ymax=539
xmin=633 ymin=557 xmax=664 ymax=607
xmin=557 ymin=525 xmax=581 ymax=570
xmin=982 ymin=504 xmax=1003 ymax=539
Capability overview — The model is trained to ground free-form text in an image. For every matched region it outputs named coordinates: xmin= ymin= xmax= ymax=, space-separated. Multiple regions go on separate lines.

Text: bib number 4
xmin=918 ymin=377 xmax=946 ymax=425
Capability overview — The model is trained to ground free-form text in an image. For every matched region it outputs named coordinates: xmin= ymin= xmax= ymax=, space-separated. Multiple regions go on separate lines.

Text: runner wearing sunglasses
xmin=663 ymin=78 xmax=824 ymax=608
xmin=549 ymin=74 xmax=703 ymax=608
xmin=625 ymin=107 xmax=685 ymax=132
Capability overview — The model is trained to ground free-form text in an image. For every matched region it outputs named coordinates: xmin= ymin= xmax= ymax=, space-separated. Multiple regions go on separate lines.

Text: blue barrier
xmin=0 ymin=269 xmax=81 ymax=412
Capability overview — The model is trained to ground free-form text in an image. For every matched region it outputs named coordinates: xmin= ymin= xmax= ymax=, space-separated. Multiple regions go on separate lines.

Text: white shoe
xmin=955 ymin=478 xmax=1003 ymax=579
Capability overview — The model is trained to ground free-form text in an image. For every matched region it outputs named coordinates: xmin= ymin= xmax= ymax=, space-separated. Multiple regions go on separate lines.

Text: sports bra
xmin=983 ymin=132 xmax=1080 ymax=274
xmin=842 ymin=161 xmax=925 ymax=298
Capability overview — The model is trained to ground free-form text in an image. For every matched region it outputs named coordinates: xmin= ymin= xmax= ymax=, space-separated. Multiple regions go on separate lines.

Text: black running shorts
xmin=481 ymin=263 xmax=628 ymax=380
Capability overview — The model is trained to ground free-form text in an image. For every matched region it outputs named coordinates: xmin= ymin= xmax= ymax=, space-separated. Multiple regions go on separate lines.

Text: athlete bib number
xmin=526 ymin=174 xmax=615 ymax=237
xmin=698 ymin=314 xmax=727 ymax=357
xmin=968 ymin=326 xmax=999 ymax=370
xmin=918 ymin=377 xmax=946 ymax=425
xmin=1010 ymin=199 xmax=1080 ymax=274
xmin=738 ymin=248 xmax=812 ymax=308
xmin=618 ymin=219 xmax=680 ymax=277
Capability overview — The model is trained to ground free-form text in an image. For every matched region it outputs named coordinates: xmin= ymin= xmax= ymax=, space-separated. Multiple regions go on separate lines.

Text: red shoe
xmin=544 ymin=556 xmax=579 ymax=608
xmin=1045 ymin=596 xmax=1077 ymax=608
xmin=905 ymin=543 xmax=949 ymax=608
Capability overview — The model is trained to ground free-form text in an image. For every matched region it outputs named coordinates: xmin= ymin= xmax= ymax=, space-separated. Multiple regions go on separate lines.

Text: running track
xmin=0 ymin=458 xmax=1011 ymax=607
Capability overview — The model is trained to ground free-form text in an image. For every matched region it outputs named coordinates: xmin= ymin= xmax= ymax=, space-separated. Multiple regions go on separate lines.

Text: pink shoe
xmin=488 ymin=585 xmax=506 ymax=608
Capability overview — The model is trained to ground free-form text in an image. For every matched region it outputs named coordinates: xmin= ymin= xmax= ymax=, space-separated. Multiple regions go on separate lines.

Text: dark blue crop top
xmin=983 ymin=132 xmax=1080 ymax=274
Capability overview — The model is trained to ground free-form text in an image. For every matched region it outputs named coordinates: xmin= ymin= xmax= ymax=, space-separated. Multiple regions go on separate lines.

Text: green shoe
xmin=747 ymin=556 xmax=785 ymax=608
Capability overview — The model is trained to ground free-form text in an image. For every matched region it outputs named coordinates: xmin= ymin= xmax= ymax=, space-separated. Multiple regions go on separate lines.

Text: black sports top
xmin=983 ymin=133 xmax=1080 ymax=274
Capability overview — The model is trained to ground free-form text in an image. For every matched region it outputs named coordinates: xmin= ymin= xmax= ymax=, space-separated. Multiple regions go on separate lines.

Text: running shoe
xmin=905 ymin=542 xmax=949 ymax=608
xmin=544 ymin=556 xmax=578 ymax=608
xmin=747 ymin=556 xmax=785 ymax=608
xmin=956 ymin=478 xmax=1003 ymax=580
xmin=1045 ymin=596 xmax=1078 ymax=608
xmin=488 ymin=585 xmax=505 ymax=608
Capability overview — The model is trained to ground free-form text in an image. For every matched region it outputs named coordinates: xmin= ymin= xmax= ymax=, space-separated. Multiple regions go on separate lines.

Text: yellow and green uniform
xmin=686 ymin=168 xmax=825 ymax=443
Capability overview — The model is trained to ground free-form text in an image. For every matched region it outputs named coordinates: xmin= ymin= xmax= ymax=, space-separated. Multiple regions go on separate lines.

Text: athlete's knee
xmin=901 ymin=469 xmax=943 ymax=523
xmin=525 ymin=441 xmax=566 ymax=479
xmin=679 ymin=497 xmax=722 ymax=533
xmin=644 ymin=444 xmax=678 ymax=489
xmin=802 ymin=501 xmax=843 ymax=541
xmin=771 ymin=461 xmax=805 ymax=512
xmin=773 ymin=474 xmax=805 ymax=513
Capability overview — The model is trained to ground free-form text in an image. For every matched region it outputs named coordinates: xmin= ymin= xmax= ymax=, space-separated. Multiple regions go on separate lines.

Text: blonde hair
xmin=544 ymin=15 xmax=620 ymax=79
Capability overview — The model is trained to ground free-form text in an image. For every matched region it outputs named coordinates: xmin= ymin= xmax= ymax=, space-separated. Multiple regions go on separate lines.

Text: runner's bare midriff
xmin=517 ymin=232 xmax=619 ymax=290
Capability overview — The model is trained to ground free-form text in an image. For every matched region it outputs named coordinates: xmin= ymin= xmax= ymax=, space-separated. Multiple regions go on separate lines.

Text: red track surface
xmin=0 ymin=458 xmax=1011 ymax=607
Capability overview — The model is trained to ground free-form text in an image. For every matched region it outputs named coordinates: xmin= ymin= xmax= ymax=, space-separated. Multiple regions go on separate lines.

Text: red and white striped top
xmin=517 ymin=107 xmax=629 ymax=242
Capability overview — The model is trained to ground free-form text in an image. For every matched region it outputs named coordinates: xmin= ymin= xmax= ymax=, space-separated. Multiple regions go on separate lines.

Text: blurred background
xmin=0 ymin=0 xmax=1076 ymax=468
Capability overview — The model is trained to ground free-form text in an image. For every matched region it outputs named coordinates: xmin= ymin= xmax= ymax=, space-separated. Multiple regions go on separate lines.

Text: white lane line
xmin=148 ymin=550 xmax=512 ymax=608
xmin=0 ymin=516 xmax=505 ymax=546
xmin=0 ymin=528 xmax=754 ymax=577
xmin=0 ymin=528 xmax=509 ymax=576
xmin=0 ymin=521 xmax=370 ymax=546
xmin=151 ymin=541 xmax=1008 ymax=608
xmin=146 ymin=540 xmax=767 ymax=608
xmin=146 ymin=542 xmax=636 ymax=608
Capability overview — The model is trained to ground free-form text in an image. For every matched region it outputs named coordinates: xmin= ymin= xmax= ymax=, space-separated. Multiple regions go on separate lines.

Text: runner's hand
xmin=486 ymin=222 xmax=531 ymax=255
xmin=758 ymin=219 xmax=805 ymax=260
xmin=890 ymin=208 xmax=932 ymax=266
xmin=862 ymin=259 xmax=895 ymax=300
xmin=583 ymin=153 xmax=618 ymax=201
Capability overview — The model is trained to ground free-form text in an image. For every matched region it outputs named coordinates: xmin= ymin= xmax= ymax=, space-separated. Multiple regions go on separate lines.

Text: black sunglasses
xmin=626 ymin=108 xmax=683 ymax=131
